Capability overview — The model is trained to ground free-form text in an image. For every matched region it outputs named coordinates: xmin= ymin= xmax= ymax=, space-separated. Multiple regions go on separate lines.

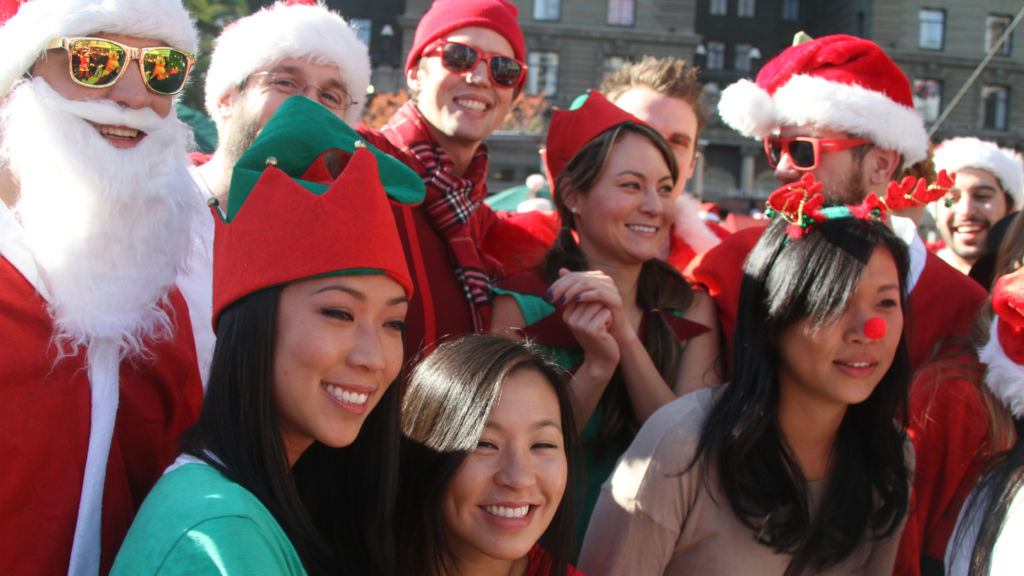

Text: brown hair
xmin=600 ymin=56 xmax=708 ymax=137
xmin=544 ymin=122 xmax=691 ymax=454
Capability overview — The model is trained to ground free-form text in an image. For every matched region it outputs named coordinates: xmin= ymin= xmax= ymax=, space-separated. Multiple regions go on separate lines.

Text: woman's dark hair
xmin=952 ymin=438 xmax=1024 ymax=575
xmin=544 ymin=122 xmax=692 ymax=455
xmin=398 ymin=334 xmax=580 ymax=576
xmin=693 ymin=216 xmax=913 ymax=575
xmin=180 ymin=286 xmax=400 ymax=576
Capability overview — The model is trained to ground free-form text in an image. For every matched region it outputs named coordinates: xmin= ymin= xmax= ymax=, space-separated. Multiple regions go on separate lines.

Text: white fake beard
xmin=1 ymin=78 xmax=200 ymax=357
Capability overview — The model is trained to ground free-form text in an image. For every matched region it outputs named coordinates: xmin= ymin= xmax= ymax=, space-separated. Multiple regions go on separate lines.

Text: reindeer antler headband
xmin=765 ymin=170 xmax=957 ymax=240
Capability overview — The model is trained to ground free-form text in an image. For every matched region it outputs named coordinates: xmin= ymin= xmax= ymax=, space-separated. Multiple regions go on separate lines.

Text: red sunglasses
xmin=765 ymin=136 xmax=872 ymax=171
xmin=421 ymin=39 xmax=528 ymax=89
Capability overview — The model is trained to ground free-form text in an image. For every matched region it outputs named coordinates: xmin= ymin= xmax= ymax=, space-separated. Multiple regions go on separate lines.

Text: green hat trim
xmin=224 ymin=96 xmax=426 ymax=222
xmin=569 ymin=92 xmax=590 ymax=111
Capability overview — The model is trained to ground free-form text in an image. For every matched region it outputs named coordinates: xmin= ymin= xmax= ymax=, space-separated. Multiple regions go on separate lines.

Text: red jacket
xmin=0 ymin=256 xmax=204 ymax=575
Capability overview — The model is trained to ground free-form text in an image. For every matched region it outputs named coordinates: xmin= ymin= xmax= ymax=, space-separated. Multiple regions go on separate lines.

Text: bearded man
xmin=0 ymin=0 xmax=204 ymax=574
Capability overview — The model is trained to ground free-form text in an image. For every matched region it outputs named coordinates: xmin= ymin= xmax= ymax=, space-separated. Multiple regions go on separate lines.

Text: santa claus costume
xmin=688 ymin=33 xmax=987 ymax=371
xmin=178 ymin=0 xmax=370 ymax=386
xmin=0 ymin=0 xmax=204 ymax=575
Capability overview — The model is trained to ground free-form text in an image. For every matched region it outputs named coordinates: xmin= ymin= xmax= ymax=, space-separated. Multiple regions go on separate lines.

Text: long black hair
xmin=180 ymin=286 xmax=400 ymax=576
xmin=544 ymin=122 xmax=692 ymax=455
xmin=693 ymin=216 xmax=913 ymax=575
xmin=398 ymin=334 xmax=580 ymax=576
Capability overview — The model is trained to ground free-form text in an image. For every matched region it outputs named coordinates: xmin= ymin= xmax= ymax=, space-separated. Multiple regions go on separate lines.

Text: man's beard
xmin=1 ymin=78 xmax=200 ymax=356
xmin=220 ymin=90 xmax=261 ymax=171
xmin=823 ymin=161 xmax=868 ymax=206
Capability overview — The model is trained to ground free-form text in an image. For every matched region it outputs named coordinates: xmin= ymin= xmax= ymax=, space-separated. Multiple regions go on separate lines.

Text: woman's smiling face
xmin=272 ymin=274 xmax=408 ymax=465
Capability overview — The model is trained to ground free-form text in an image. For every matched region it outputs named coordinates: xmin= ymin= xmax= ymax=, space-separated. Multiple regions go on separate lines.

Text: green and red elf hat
xmin=543 ymin=89 xmax=648 ymax=186
xmin=211 ymin=96 xmax=425 ymax=330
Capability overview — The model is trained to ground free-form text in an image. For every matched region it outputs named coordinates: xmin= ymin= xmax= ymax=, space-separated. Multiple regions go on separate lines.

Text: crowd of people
xmin=1 ymin=0 xmax=1023 ymax=575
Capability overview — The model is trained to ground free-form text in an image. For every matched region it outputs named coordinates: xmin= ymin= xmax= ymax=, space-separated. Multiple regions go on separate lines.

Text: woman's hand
xmin=549 ymin=268 xmax=632 ymax=343
xmin=563 ymin=300 xmax=620 ymax=375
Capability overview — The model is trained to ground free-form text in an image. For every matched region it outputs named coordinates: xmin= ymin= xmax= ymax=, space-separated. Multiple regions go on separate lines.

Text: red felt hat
xmin=544 ymin=90 xmax=646 ymax=186
xmin=979 ymin=266 xmax=1024 ymax=418
xmin=211 ymin=96 xmax=425 ymax=331
xmin=405 ymin=0 xmax=525 ymax=85
xmin=718 ymin=33 xmax=928 ymax=165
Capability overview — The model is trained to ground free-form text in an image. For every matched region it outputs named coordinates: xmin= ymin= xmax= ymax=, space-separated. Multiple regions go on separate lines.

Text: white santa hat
xmin=978 ymin=266 xmax=1024 ymax=418
xmin=718 ymin=33 xmax=929 ymax=165
xmin=204 ymin=0 xmax=369 ymax=129
xmin=933 ymin=137 xmax=1024 ymax=208
xmin=0 ymin=0 xmax=198 ymax=99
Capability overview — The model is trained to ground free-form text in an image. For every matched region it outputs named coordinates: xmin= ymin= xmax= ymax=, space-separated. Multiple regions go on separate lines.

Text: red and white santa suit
xmin=687 ymin=34 xmax=987 ymax=371
xmin=0 ymin=0 xmax=204 ymax=574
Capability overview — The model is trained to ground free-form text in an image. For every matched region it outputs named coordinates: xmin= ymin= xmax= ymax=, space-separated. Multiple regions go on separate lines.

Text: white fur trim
xmin=979 ymin=319 xmax=1024 ymax=419
xmin=204 ymin=0 xmax=370 ymax=129
xmin=673 ymin=192 xmax=721 ymax=254
xmin=68 ymin=336 xmax=119 ymax=576
xmin=718 ymin=78 xmax=777 ymax=139
xmin=0 ymin=0 xmax=198 ymax=98
xmin=0 ymin=201 xmax=51 ymax=301
xmin=719 ymin=75 xmax=929 ymax=165
xmin=933 ymin=137 xmax=1024 ymax=208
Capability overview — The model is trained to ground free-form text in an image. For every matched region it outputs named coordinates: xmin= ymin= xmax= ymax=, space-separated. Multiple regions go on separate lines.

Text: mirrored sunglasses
xmin=46 ymin=37 xmax=196 ymax=96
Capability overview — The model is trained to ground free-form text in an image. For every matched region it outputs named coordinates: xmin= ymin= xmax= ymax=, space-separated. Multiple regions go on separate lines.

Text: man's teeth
xmin=956 ymin=225 xmax=984 ymax=233
xmin=98 ymin=126 xmax=138 ymax=139
xmin=627 ymin=224 xmax=657 ymax=233
xmin=484 ymin=505 xmax=530 ymax=519
xmin=456 ymin=98 xmax=487 ymax=112
xmin=324 ymin=384 xmax=368 ymax=406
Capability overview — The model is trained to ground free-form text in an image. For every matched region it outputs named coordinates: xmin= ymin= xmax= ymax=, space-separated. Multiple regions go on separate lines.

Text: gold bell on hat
xmin=354 ymin=140 xmax=366 ymax=149
xmin=206 ymin=197 xmax=219 ymax=207
xmin=265 ymin=156 xmax=278 ymax=167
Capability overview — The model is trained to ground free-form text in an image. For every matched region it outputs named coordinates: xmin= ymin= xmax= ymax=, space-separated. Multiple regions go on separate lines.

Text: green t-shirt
xmin=111 ymin=462 xmax=308 ymax=576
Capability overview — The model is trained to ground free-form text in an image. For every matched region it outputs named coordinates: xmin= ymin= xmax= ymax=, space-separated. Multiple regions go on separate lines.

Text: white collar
xmin=890 ymin=216 xmax=926 ymax=294
xmin=0 ymin=201 xmax=51 ymax=301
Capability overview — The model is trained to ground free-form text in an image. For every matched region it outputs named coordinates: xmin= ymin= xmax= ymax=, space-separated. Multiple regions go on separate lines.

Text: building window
xmin=603 ymin=56 xmax=629 ymax=77
xmin=533 ymin=0 xmax=561 ymax=21
xmin=350 ymin=18 xmax=372 ymax=47
xmin=707 ymin=41 xmax=725 ymax=70
xmin=987 ymin=14 xmax=1013 ymax=56
xmin=527 ymin=52 xmax=559 ymax=97
xmin=919 ymin=9 xmax=945 ymax=50
xmin=735 ymin=43 xmax=753 ymax=72
xmin=710 ymin=0 xmax=727 ymax=16
xmin=607 ymin=0 xmax=635 ymax=26
xmin=737 ymin=0 xmax=755 ymax=17
xmin=982 ymin=85 xmax=1009 ymax=130
xmin=782 ymin=0 xmax=799 ymax=20
xmin=912 ymin=79 xmax=942 ymax=124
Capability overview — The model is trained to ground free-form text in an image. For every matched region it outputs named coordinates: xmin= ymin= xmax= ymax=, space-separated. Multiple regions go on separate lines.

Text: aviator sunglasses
xmin=46 ymin=37 xmax=196 ymax=96
xmin=421 ymin=39 xmax=528 ymax=89
xmin=765 ymin=136 xmax=872 ymax=171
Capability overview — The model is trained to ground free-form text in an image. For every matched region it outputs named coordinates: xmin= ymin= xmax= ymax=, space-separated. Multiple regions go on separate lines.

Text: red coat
xmin=684 ymin=227 xmax=988 ymax=371
xmin=895 ymin=353 xmax=1000 ymax=576
xmin=0 ymin=256 xmax=204 ymax=575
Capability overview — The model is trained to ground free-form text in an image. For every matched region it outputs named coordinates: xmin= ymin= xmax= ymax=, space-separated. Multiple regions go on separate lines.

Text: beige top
xmin=578 ymin=388 xmax=913 ymax=576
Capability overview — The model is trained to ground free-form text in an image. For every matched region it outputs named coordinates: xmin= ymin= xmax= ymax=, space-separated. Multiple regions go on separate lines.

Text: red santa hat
xmin=212 ymin=96 xmax=423 ymax=329
xmin=978 ymin=266 xmax=1024 ymax=418
xmin=933 ymin=137 xmax=1024 ymax=208
xmin=203 ymin=0 xmax=370 ymax=128
xmin=0 ymin=0 xmax=197 ymax=98
xmin=718 ymin=33 xmax=928 ymax=165
xmin=405 ymin=0 xmax=526 ymax=89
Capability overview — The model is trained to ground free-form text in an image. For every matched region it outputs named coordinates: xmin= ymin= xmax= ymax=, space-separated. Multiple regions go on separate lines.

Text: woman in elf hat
xmin=490 ymin=90 xmax=722 ymax=542
xmin=398 ymin=334 xmax=583 ymax=576
xmin=945 ymin=265 xmax=1024 ymax=576
xmin=110 ymin=97 xmax=426 ymax=576
xmin=578 ymin=173 xmax=915 ymax=576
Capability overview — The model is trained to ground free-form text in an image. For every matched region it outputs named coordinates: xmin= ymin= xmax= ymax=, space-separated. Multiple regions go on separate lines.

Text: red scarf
xmin=381 ymin=102 xmax=499 ymax=331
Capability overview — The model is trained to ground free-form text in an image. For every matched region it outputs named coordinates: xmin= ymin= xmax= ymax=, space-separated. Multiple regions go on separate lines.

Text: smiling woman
xmin=109 ymin=97 xmax=426 ymax=576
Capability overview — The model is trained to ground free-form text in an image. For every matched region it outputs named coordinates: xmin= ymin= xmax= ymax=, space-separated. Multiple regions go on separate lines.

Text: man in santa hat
xmin=601 ymin=55 xmax=728 ymax=271
xmin=0 ymin=0 xmax=204 ymax=574
xmin=177 ymin=0 xmax=370 ymax=384
xmin=931 ymin=137 xmax=1023 ymax=274
xmin=687 ymin=33 xmax=988 ymax=370
xmin=356 ymin=0 xmax=523 ymax=363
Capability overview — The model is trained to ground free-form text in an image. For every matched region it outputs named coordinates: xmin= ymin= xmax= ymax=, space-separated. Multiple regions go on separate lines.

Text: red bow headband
xmin=765 ymin=170 xmax=956 ymax=239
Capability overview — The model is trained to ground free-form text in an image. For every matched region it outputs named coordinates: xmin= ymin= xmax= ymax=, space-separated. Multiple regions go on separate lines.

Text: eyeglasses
xmin=421 ymin=39 xmax=528 ymax=89
xmin=247 ymin=72 xmax=358 ymax=111
xmin=765 ymin=136 xmax=872 ymax=171
xmin=46 ymin=37 xmax=195 ymax=96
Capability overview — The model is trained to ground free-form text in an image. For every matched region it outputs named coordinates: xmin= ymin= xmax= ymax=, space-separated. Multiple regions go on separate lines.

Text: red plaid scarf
xmin=381 ymin=101 xmax=499 ymax=331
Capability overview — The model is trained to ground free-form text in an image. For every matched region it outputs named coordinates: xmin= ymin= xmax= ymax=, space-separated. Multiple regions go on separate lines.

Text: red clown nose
xmin=864 ymin=317 xmax=887 ymax=340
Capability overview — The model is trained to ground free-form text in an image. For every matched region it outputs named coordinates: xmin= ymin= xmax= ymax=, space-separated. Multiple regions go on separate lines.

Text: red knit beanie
xmin=405 ymin=0 xmax=525 ymax=81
